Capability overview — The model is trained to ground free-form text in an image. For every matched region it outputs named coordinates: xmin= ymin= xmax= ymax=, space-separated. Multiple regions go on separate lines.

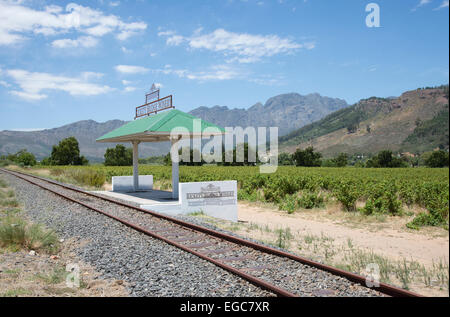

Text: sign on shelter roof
xmin=136 ymin=84 xmax=174 ymax=119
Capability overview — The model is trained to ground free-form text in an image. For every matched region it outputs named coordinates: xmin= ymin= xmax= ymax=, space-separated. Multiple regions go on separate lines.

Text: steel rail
xmin=0 ymin=168 xmax=295 ymax=297
xmin=1 ymin=168 xmax=422 ymax=297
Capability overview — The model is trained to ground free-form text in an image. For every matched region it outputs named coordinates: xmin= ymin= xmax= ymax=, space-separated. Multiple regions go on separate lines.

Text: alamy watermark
xmin=366 ymin=3 xmax=380 ymax=28
xmin=66 ymin=263 xmax=80 ymax=288
xmin=169 ymin=120 xmax=279 ymax=174
xmin=364 ymin=263 xmax=381 ymax=288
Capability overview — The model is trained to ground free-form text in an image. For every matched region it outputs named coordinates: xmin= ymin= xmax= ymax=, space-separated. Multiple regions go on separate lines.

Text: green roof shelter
xmin=96 ymin=109 xmax=225 ymax=199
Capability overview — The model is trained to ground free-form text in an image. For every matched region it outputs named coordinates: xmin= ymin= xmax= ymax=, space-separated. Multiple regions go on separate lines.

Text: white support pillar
xmin=132 ymin=141 xmax=140 ymax=192
xmin=171 ymin=138 xmax=179 ymax=200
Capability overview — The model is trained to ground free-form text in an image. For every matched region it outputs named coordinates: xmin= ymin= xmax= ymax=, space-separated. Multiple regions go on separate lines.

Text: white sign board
xmin=179 ymin=181 xmax=238 ymax=222
xmin=112 ymin=175 xmax=153 ymax=192
xmin=140 ymin=181 xmax=238 ymax=222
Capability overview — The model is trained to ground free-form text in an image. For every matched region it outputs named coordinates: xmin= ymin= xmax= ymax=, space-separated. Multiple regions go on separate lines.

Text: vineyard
xmin=31 ymin=165 xmax=450 ymax=230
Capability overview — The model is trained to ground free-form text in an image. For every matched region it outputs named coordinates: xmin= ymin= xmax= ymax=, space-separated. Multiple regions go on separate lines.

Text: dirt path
xmin=238 ymin=202 xmax=449 ymax=268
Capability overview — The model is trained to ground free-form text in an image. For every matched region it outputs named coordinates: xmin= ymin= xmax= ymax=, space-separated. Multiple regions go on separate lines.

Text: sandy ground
xmin=237 ymin=202 xmax=449 ymax=268
xmin=0 ymin=238 xmax=129 ymax=297
xmin=208 ymin=202 xmax=449 ymax=297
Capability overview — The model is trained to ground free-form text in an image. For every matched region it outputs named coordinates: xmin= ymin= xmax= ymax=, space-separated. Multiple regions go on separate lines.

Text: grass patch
xmin=46 ymin=168 xmax=106 ymax=188
xmin=0 ymin=216 xmax=59 ymax=253
xmin=187 ymin=210 xmax=205 ymax=217
xmin=1 ymin=288 xmax=32 ymax=297
xmin=273 ymin=227 xmax=293 ymax=249
xmin=35 ymin=265 xmax=68 ymax=284
xmin=210 ymin=214 xmax=449 ymax=295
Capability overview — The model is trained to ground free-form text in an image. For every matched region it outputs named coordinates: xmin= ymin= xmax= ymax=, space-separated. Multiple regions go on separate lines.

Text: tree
xmin=333 ymin=153 xmax=348 ymax=167
xmin=365 ymin=150 xmax=406 ymax=168
xmin=415 ymin=117 xmax=422 ymax=127
xmin=164 ymin=148 xmax=204 ymax=166
xmin=293 ymin=147 xmax=322 ymax=167
xmin=50 ymin=137 xmax=88 ymax=166
xmin=180 ymin=148 xmax=203 ymax=166
xmin=278 ymin=152 xmax=294 ymax=166
xmin=4 ymin=149 xmax=36 ymax=166
xmin=425 ymin=151 xmax=449 ymax=168
xmin=347 ymin=123 xmax=359 ymax=134
xmin=104 ymin=144 xmax=133 ymax=166
xmin=220 ymin=143 xmax=258 ymax=166
xmin=40 ymin=157 xmax=52 ymax=166
xmin=16 ymin=150 xmax=36 ymax=166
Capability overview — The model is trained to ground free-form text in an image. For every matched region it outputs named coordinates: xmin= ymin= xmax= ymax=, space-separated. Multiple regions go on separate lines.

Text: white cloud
xmin=151 ymin=64 xmax=282 ymax=86
xmin=115 ymin=65 xmax=149 ymax=74
xmin=412 ymin=0 xmax=432 ymax=11
xmin=0 ymin=1 xmax=147 ymax=46
xmin=158 ymin=28 xmax=311 ymax=63
xmin=0 ymin=80 xmax=11 ymax=87
xmin=5 ymin=69 xmax=113 ymax=101
xmin=121 ymin=46 xmax=131 ymax=53
xmin=166 ymin=35 xmax=185 ymax=46
xmin=153 ymin=64 xmax=241 ymax=82
xmin=10 ymin=90 xmax=47 ymax=101
xmin=120 ymin=79 xmax=137 ymax=92
xmin=419 ymin=0 xmax=432 ymax=5
xmin=109 ymin=1 xmax=120 ymax=7
xmin=434 ymin=0 xmax=449 ymax=9
xmin=51 ymin=36 xmax=98 ymax=48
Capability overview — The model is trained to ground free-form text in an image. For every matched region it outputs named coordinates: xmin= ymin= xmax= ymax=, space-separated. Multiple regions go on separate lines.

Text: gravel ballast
xmin=1 ymin=170 xmax=384 ymax=297
xmin=1 ymin=171 xmax=273 ymax=297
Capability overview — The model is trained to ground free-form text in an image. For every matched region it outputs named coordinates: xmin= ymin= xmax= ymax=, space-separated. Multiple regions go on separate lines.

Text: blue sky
xmin=0 ymin=0 xmax=448 ymax=131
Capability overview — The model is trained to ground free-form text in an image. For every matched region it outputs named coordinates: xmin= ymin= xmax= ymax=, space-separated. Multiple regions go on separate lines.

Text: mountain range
xmin=189 ymin=93 xmax=348 ymax=136
xmin=0 ymin=92 xmax=348 ymax=161
xmin=1 ymin=87 xmax=448 ymax=162
xmin=280 ymin=85 xmax=449 ymax=157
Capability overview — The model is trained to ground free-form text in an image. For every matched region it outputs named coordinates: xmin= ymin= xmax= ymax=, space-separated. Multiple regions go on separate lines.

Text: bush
xmin=322 ymin=153 xmax=348 ymax=167
xmin=104 ymin=145 xmax=133 ymax=166
xmin=0 ymin=159 xmax=13 ymax=167
xmin=425 ymin=151 xmax=449 ymax=168
xmin=263 ymin=176 xmax=299 ymax=203
xmin=1 ymin=150 xmax=36 ymax=166
xmin=278 ymin=194 xmax=297 ymax=214
xmin=293 ymin=147 xmax=322 ymax=167
xmin=361 ymin=182 xmax=402 ymax=215
xmin=68 ymin=169 xmax=106 ymax=188
xmin=0 ymin=216 xmax=59 ymax=252
xmin=16 ymin=150 xmax=36 ymax=166
xmin=297 ymin=191 xmax=325 ymax=209
xmin=279 ymin=153 xmax=294 ymax=166
xmin=334 ymin=181 xmax=359 ymax=211
xmin=366 ymin=150 xmax=407 ymax=168
xmin=407 ymin=210 xmax=448 ymax=230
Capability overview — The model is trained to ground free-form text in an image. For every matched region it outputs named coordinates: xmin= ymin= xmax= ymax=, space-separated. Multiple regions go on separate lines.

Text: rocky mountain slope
xmin=0 ymin=120 xmax=169 ymax=162
xmin=189 ymin=93 xmax=348 ymax=136
xmin=280 ymin=85 xmax=449 ymax=157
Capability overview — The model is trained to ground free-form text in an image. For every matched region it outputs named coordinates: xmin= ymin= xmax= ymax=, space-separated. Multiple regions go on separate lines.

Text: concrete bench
xmin=112 ymin=175 xmax=153 ymax=192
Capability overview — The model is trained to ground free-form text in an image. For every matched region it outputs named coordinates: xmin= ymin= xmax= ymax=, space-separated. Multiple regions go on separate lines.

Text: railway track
xmin=0 ymin=168 xmax=421 ymax=297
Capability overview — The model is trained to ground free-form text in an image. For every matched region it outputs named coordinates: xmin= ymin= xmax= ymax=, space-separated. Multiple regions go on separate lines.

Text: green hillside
xmin=280 ymin=85 xmax=449 ymax=157
xmin=402 ymin=107 xmax=449 ymax=152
